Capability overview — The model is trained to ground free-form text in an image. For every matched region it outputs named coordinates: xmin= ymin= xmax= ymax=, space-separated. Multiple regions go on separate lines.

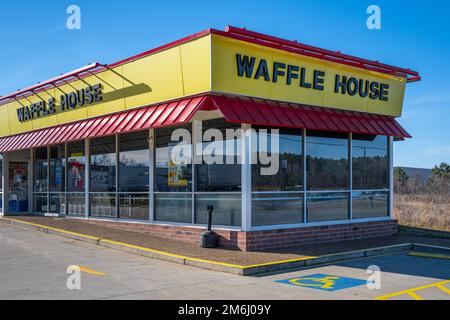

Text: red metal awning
xmin=209 ymin=95 xmax=411 ymax=138
xmin=0 ymin=95 xmax=209 ymax=153
xmin=0 ymin=93 xmax=411 ymax=153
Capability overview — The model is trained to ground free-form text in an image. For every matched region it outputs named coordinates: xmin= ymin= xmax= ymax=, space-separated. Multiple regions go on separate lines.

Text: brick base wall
xmin=81 ymin=219 xmax=398 ymax=252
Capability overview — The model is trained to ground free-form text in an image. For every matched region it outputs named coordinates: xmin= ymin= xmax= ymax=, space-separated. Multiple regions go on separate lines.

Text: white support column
xmin=1 ymin=153 xmax=5 ymax=216
xmin=192 ymin=121 xmax=201 ymax=224
xmin=29 ymin=149 xmax=34 ymax=215
xmin=3 ymin=153 xmax=9 ymax=216
xmin=349 ymin=133 xmax=353 ymax=220
xmin=389 ymin=136 xmax=394 ymax=218
xmin=241 ymin=124 xmax=252 ymax=232
xmin=148 ymin=129 xmax=155 ymax=223
xmin=302 ymin=129 xmax=307 ymax=224
xmin=85 ymin=139 xmax=90 ymax=219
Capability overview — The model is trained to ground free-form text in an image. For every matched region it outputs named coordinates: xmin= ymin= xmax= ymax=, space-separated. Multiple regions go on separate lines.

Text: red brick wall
xmin=81 ymin=219 xmax=398 ymax=252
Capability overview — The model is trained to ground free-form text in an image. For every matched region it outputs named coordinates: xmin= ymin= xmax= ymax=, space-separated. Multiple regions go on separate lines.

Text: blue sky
xmin=0 ymin=0 xmax=449 ymax=169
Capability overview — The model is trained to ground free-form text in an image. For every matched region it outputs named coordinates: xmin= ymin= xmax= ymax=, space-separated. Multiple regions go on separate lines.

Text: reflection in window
xmin=352 ymin=135 xmax=388 ymax=190
xmin=119 ymin=194 xmax=149 ymax=221
xmin=0 ymin=154 xmax=3 ymax=212
xmin=90 ymin=136 xmax=116 ymax=192
xmin=307 ymin=131 xmax=349 ymax=191
xmin=196 ymin=119 xmax=241 ymax=192
xmin=67 ymin=141 xmax=85 ymax=216
xmin=34 ymin=148 xmax=48 ymax=192
xmin=307 ymin=192 xmax=349 ymax=222
xmin=67 ymin=193 xmax=85 ymax=217
xmin=90 ymin=193 xmax=117 ymax=218
xmin=155 ymin=125 xmax=192 ymax=192
xmin=119 ymin=131 xmax=149 ymax=192
xmin=34 ymin=148 xmax=48 ymax=213
xmin=49 ymin=145 xmax=66 ymax=214
xmin=195 ymin=194 xmax=241 ymax=226
xmin=352 ymin=191 xmax=388 ymax=219
xmin=119 ymin=131 xmax=149 ymax=220
xmin=50 ymin=145 xmax=65 ymax=192
xmin=68 ymin=141 xmax=85 ymax=192
xmin=90 ymin=136 xmax=117 ymax=218
xmin=155 ymin=193 xmax=192 ymax=223
xmin=252 ymin=193 xmax=303 ymax=226
xmin=0 ymin=154 xmax=3 ymax=191
xmin=252 ymin=128 xmax=303 ymax=192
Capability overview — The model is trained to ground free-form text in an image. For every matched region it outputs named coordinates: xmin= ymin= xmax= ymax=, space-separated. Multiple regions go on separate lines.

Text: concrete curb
xmin=412 ymin=243 xmax=450 ymax=255
xmin=0 ymin=218 xmax=438 ymax=276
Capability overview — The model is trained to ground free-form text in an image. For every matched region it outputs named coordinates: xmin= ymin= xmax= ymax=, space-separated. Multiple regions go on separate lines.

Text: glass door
xmin=8 ymin=162 xmax=29 ymax=214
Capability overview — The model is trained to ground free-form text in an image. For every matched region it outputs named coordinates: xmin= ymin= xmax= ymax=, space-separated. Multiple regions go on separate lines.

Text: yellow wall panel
xmin=323 ymin=64 xmax=369 ymax=113
xmin=211 ymin=34 xmax=406 ymax=117
xmin=367 ymin=71 xmax=406 ymax=116
xmin=180 ymin=35 xmax=212 ymax=96
xmin=85 ymin=66 xmax=126 ymax=117
xmin=0 ymin=103 xmax=11 ymax=137
xmin=8 ymin=98 xmax=33 ymax=134
xmin=27 ymin=88 xmax=59 ymax=130
xmin=212 ymin=36 xmax=272 ymax=98
xmin=54 ymin=81 xmax=89 ymax=125
xmin=122 ymin=46 xmax=185 ymax=109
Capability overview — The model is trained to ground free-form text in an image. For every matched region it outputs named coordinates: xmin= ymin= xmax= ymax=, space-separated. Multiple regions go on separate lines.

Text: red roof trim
xmin=0 ymin=93 xmax=411 ymax=153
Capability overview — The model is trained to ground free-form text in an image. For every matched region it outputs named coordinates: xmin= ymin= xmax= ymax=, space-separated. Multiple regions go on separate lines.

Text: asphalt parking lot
xmin=0 ymin=223 xmax=449 ymax=300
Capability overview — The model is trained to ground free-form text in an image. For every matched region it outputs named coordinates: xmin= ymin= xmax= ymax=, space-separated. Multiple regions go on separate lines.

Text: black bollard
xmin=200 ymin=205 xmax=218 ymax=248
xmin=207 ymin=205 xmax=214 ymax=232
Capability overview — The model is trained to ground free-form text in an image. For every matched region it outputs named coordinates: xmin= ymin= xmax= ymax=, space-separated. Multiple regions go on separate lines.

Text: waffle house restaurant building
xmin=0 ymin=27 xmax=420 ymax=251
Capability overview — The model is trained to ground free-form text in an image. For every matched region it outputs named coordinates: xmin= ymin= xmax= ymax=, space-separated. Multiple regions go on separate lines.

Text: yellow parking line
xmin=79 ymin=266 xmax=107 ymax=276
xmin=409 ymin=252 xmax=450 ymax=260
xmin=407 ymin=292 xmax=424 ymax=301
xmin=376 ymin=280 xmax=450 ymax=300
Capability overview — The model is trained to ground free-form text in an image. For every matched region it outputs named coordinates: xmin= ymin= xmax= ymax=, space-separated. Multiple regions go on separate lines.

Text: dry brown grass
xmin=394 ymin=193 xmax=450 ymax=232
xmin=393 ymin=174 xmax=450 ymax=232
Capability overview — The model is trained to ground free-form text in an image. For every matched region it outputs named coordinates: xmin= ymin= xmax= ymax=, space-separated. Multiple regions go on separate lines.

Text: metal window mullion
xmin=29 ymin=149 xmax=34 ymax=215
xmin=303 ymin=129 xmax=307 ymax=224
xmin=64 ymin=143 xmax=68 ymax=216
xmin=192 ymin=122 xmax=198 ymax=225
xmin=85 ymin=139 xmax=90 ymax=219
xmin=241 ymin=123 xmax=252 ymax=231
xmin=46 ymin=146 xmax=50 ymax=215
xmin=115 ymin=134 xmax=119 ymax=219
xmin=149 ymin=129 xmax=155 ymax=223
xmin=389 ymin=136 xmax=394 ymax=218
xmin=349 ymin=133 xmax=353 ymax=220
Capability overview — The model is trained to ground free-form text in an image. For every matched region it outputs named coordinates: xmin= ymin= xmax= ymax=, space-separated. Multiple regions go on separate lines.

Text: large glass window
xmin=194 ymin=119 xmax=242 ymax=226
xmin=307 ymin=192 xmax=349 ymax=222
xmin=155 ymin=193 xmax=192 ymax=223
xmin=155 ymin=125 xmax=192 ymax=193
xmin=252 ymin=128 xmax=303 ymax=226
xmin=0 ymin=154 xmax=3 ymax=212
xmin=306 ymin=131 xmax=349 ymax=191
xmin=119 ymin=131 xmax=149 ymax=220
xmin=196 ymin=119 xmax=241 ymax=192
xmin=33 ymin=148 xmax=48 ymax=213
xmin=90 ymin=136 xmax=117 ymax=218
xmin=67 ymin=141 xmax=85 ymax=216
xmin=352 ymin=191 xmax=388 ymax=219
xmin=195 ymin=194 xmax=241 ymax=226
xmin=49 ymin=145 xmax=66 ymax=214
xmin=352 ymin=135 xmax=388 ymax=190
xmin=34 ymin=148 xmax=48 ymax=192
xmin=155 ymin=125 xmax=192 ymax=223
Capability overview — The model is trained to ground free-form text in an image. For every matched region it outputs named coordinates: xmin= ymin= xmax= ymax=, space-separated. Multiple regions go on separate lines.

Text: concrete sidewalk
xmin=2 ymin=216 xmax=450 ymax=276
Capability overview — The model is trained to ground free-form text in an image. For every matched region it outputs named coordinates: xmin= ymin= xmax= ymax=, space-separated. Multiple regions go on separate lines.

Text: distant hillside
xmin=397 ymin=167 xmax=432 ymax=184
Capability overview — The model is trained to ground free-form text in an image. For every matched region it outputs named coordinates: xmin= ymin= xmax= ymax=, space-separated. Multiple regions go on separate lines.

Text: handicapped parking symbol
xmin=276 ymin=274 xmax=366 ymax=292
